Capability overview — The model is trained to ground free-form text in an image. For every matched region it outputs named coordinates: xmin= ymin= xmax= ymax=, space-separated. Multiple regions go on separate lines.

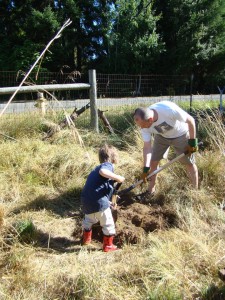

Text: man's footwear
xmin=103 ymin=235 xmax=118 ymax=252
xmin=83 ymin=229 xmax=92 ymax=245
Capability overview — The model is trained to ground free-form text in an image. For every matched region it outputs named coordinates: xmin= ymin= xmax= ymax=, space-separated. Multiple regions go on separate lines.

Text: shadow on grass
xmin=33 ymin=228 xmax=101 ymax=253
xmin=10 ymin=188 xmax=104 ymax=253
xmin=201 ymin=283 xmax=225 ymax=300
xmin=12 ymin=188 xmax=83 ymax=217
xmin=34 ymin=229 xmax=83 ymax=253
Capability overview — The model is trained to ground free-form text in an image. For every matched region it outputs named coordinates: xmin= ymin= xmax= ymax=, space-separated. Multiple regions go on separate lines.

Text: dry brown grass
xmin=0 ymin=109 xmax=224 ymax=299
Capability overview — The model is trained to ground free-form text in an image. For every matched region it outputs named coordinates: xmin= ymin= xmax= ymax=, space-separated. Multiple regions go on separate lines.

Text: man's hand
xmin=187 ymin=138 xmax=198 ymax=154
xmin=140 ymin=167 xmax=150 ymax=183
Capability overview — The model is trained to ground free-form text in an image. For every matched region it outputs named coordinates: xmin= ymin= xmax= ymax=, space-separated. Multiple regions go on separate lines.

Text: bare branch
xmin=0 ymin=19 xmax=72 ymax=118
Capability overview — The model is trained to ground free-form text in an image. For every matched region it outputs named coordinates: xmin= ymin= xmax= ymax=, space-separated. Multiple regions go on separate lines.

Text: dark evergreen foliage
xmin=0 ymin=0 xmax=225 ymax=84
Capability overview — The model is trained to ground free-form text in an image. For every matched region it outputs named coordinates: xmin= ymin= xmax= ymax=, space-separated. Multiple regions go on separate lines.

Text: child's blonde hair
xmin=98 ymin=144 xmax=118 ymax=164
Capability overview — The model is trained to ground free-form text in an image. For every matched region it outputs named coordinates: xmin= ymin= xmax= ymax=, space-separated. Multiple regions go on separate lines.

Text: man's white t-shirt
xmin=141 ymin=101 xmax=189 ymax=142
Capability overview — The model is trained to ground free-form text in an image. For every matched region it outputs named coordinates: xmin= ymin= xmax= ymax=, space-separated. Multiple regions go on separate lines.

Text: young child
xmin=81 ymin=144 xmax=125 ymax=252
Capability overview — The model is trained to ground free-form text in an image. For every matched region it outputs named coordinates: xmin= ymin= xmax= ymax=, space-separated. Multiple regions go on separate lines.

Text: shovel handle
xmin=111 ymin=183 xmax=122 ymax=208
xmin=118 ymin=141 xmax=203 ymax=195
xmin=113 ymin=182 xmax=122 ymax=194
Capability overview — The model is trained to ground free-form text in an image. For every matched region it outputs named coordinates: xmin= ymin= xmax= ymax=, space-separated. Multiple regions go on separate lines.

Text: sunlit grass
xmin=0 ymin=107 xmax=224 ymax=299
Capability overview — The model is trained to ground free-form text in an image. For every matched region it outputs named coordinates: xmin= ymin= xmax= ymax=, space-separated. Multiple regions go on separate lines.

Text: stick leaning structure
xmin=0 ymin=19 xmax=72 ymax=118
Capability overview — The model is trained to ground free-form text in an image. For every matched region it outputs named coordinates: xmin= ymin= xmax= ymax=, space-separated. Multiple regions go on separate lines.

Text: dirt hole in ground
xmin=73 ymin=192 xmax=179 ymax=247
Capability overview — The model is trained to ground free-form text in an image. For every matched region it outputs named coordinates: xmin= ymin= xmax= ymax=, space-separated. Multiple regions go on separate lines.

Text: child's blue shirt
xmin=81 ymin=162 xmax=114 ymax=214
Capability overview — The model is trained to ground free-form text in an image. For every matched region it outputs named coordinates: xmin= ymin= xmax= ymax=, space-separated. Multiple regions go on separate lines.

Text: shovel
xmin=118 ymin=142 xmax=203 ymax=195
xmin=111 ymin=182 xmax=123 ymax=208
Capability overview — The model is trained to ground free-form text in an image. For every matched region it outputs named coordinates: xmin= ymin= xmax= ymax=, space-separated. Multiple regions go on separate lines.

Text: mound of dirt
xmin=115 ymin=201 xmax=178 ymax=246
xmin=73 ymin=193 xmax=179 ymax=247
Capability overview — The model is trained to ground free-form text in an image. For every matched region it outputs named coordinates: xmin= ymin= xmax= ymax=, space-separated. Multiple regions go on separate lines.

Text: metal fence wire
xmin=97 ymin=74 xmax=189 ymax=98
xmin=0 ymin=71 xmax=222 ymax=127
xmin=0 ymin=71 xmax=220 ymax=99
xmin=0 ymin=71 xmax=89 ymax=102
xmin=0 ymin=70 xmax=88 ymax=87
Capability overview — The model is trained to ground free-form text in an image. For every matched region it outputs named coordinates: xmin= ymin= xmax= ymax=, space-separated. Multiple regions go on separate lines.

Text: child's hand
xmin=115 ymin=175 xmax=125 ymax=183
xmin=109 ymin=201 xmax=117 ymax=210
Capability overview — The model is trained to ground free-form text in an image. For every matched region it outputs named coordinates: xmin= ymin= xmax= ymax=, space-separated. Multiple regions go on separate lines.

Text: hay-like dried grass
xmin=0 ymin=110 xmax=224 ymax=299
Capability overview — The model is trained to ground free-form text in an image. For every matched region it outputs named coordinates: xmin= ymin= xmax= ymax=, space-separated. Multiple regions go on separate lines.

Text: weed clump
xmin=14 ymin=219 xmax=36 ymax=243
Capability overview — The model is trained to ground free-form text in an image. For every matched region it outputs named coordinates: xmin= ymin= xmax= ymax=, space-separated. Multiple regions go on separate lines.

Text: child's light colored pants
xmin=82 ymin=207 xmax=116 ymax=235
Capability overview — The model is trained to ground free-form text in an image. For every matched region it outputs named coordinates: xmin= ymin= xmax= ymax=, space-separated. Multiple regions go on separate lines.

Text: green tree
xmin=0 ymin=1 xmax=60 ymax=71
xmin=0 ymin=0 xmax=115 ymax=72
xmin=73 ymin=0 xmax=115 ymax=71
xmin=102 ymin=0 xmax=164 ymax=73
xmin=153 ymin=0 xmax=225 ymax=85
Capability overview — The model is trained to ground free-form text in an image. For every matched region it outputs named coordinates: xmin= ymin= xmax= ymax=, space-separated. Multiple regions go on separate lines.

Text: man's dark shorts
xmin=152 ymin=133 xmax=195 ymax=165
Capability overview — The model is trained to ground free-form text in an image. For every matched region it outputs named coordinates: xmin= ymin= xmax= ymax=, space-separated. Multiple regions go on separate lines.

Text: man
xmin=133 ymin=101 xmax=198 ymax=196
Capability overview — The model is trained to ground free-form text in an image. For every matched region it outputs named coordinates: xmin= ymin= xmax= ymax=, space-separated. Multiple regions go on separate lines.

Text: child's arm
xmin=99 ymin=168 xmax=125 ymax=183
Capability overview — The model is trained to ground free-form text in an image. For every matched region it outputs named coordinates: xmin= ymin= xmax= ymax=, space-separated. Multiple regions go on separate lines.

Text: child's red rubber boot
xmin=83 ymin=229 xmax=92 ymax=245
xmin=103 ymin=235 xmax=118 ymax=252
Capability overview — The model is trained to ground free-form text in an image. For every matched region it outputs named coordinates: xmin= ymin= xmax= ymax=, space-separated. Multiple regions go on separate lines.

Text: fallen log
xmin=59 ymin=102 xmax=90 ymax=129
xmin=43 ymin=102 xmax=90 ymax=139
xmin=98 ymin=109 xmax=114 ymax=134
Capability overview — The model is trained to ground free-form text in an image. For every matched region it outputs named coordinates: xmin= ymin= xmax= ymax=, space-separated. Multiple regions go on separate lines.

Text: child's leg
xmin=82 ymin=213 xmax=99 ymax=231
xmin=98 ymin=207 xmax=116 ymax=236
xmin=82 ymin=213 xmax=99 ymax=245
xmin=98 ymin=208 xmax=118 ymax=252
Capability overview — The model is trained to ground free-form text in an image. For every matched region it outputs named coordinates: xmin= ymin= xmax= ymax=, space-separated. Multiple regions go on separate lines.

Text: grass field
xmin=0 ymin=104 xmax=224 ymax=299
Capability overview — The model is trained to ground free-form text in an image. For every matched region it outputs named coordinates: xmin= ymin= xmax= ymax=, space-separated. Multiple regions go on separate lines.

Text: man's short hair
xmin=98 ymin=144 xmax=118 ymax=164
xmin=134 ymin=107 xmax=151 ymax=120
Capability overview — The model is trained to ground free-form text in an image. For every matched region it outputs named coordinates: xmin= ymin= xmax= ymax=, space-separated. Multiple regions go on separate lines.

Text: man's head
xmin=133 ymin=107 xmax=154 ymax=128
xmin=99 ymin=144 xmax=118 ymax=164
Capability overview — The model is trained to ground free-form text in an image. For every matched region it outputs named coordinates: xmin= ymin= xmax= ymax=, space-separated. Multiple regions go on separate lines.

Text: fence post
xmin=217 ymin=86 xmax=225 ymax=113
xmin=190 ymin=73 xmax=194 ymax=113
xmin=89 ymin=69 xmax=99 ymax=133
xmin=35 ymin=92 xmax=47 ymax=116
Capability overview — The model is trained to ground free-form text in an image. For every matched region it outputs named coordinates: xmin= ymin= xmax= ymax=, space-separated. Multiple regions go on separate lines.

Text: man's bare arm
xmin=143 ymin=141 xmax=152 ymax=167
xmin=186 ymin=115 xmax=196 ymax=139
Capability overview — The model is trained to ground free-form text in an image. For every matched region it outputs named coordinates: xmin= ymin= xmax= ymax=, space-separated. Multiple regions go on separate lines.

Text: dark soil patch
xmin=72 ymin=192 xmax=179 ymax=247
xmin=115 ymin=195 xmax=178 ymax=246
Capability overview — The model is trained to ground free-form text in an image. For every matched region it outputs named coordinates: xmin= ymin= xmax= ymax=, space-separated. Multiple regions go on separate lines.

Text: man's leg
xmin=149 ymin=134 xmax=170 ymax=194
xmin=186 ymin=163 xmax=198 ymax=189
xmin=172 ymin=133 xmax=198 ymax=189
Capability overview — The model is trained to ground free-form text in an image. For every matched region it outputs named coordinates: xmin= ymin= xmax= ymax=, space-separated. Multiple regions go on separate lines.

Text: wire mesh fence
xmin=0 ymin=70 xmax=89 ymax=102
xmin=97 ymin=73 xmax=189 ymax=98
xmin=0 ymin=71 xmax=222 ymax=128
